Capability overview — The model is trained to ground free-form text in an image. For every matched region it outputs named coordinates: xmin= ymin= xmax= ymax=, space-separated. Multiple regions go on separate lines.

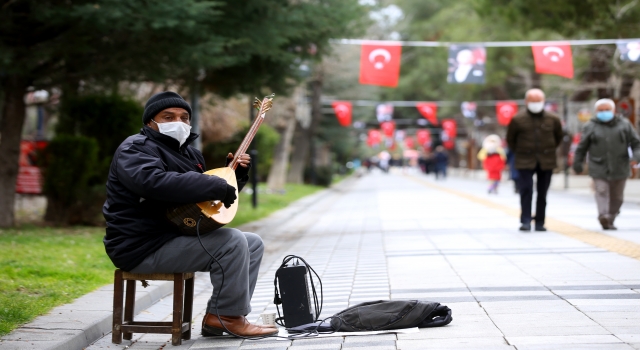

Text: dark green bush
xmin=41 ymin=136 xmax=100 ymax=225
xmin=56 ymin=94 xmax=143 ymax=185
xmin=305 ymin=165 xmax=333 ymax=187
xmin=42 ymin=94 xmax=142 ymax=225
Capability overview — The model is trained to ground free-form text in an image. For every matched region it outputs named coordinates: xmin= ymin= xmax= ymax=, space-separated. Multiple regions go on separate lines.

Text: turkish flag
xmin=442 ymin=119 xmax=457 ymax=137
xmin=416 ymin=103 xmax=438 ymax=125
xmin=367 ymin=130 xmax=381 ymax=147
xmin=331 ymin=101 xmax=352 ymax=127
xmin=359 ymin=43 xmax=402 ymax=87
xmin=380 ymin=121 xmax=395 ymax=137
xmin=532 ymin=42 xmax=574 ymax=79
xmin=495 ymin=101 xmax=518 ymax=126
xmin=441 ymin=119 xmax=457 ymax=150
xmin=416 ymin=129 xmax=431 ymax=147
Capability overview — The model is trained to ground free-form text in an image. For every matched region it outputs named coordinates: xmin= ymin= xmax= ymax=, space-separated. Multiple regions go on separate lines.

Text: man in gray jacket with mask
xmin=573 ymin=98 xmax=640 ymax=230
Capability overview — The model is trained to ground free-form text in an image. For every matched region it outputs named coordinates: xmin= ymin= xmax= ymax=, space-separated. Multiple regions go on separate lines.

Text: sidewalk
xmin=4 ymin=170 xmax=640 ymax=349
xmin=450 ymin=168 xmax=640 ymax=204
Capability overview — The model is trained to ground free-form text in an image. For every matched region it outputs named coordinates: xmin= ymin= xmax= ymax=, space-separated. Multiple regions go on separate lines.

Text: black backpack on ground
xmin=330 ymin=300 xmax=452 ymax=332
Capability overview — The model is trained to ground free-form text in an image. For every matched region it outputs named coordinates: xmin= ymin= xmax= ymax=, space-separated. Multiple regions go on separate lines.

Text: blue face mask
xmin=596 ymin=111 xmax=614 ymax=122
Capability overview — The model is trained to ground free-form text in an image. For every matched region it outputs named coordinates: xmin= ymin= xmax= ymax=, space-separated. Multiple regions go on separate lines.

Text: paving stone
xmin=515 ymin=344 xmax=633 ymax=350
xmin=290 ymin=337 xmax=343 ymax=345
xmin=506 ymin=334 xmax=624 ymax=346
xmin=189 ymin=338 xmax=243 ymax=348
xmin=287 ymin=343 xmax=343 ymax=350
xmin=397 ymin=336 xmax=508 ymax=349
xmin=343 ymin=334 xmax=396 ymax=342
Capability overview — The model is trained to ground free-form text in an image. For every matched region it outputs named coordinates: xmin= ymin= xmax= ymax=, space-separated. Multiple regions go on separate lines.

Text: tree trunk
xmin=266 ymin=115 xmax=296 ymax=191
xmin=286 ymin=74 xmax=323 ymax=184
xmin=619 ymin=74 xmax=635 ymax=98
xmin=287 ymin=121 xmax=310 ymax=184
xmin=572 ymin=46 xmax=613 ymax=101
xmin=0 ymin=76 xmax=28 ymax=227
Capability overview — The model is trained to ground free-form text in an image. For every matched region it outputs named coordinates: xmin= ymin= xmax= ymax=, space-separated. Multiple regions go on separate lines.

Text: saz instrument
xmin=167 ymin=94 xmax=274 ymax=236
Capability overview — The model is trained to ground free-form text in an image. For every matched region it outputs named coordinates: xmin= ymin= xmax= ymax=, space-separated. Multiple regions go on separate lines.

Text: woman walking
xmin=478 ymin=135 xmax=506 ymax=194
xmin=573 ymin=99 xmax=640 ymax=230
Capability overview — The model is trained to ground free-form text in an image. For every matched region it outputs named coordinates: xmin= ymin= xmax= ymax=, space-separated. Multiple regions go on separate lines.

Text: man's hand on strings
xmin=228 ymin=153 xmax=251 ymax=168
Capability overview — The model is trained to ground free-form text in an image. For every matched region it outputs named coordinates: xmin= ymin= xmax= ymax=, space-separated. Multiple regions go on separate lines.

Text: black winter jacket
xmin=103 ymin=126 xmax=249 ymax=271
xmin=506 ymin=110 xmax=563 ymax=170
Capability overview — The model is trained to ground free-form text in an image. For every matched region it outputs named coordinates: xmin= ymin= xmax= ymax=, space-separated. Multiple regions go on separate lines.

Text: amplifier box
xmin=277 ymin=264 xmax=314 ymax=327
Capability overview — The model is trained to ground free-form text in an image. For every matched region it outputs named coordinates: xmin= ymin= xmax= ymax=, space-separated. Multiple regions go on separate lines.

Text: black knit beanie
xmin=142 ymin=91 xmax=192 ymax=124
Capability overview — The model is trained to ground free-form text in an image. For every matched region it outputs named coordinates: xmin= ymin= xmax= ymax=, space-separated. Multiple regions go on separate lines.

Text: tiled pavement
xmin=85 ymin=170 xmax=640 ymax=349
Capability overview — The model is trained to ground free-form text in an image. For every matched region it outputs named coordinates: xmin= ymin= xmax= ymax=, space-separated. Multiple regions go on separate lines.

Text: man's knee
xmin=243 ymin=232 xmax=264 ymax=255
xmin=520 ymin=184 xmax=533 ymax=194
xmin=594 ymin=183 xmax=608 ymax=196
xmin=208 ymin=228 xmax=249 ymax=257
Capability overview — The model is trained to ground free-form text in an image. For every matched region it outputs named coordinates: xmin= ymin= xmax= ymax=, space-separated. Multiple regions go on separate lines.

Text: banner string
xmin=330 ymin=38 xmax=640 ymax=48
xmin=322 ymin=99 xmax=527 ymax=107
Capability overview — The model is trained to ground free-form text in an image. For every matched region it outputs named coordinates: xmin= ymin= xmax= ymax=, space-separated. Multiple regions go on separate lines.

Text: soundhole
xmin=183 ymin=217 xmax=197 ymax=227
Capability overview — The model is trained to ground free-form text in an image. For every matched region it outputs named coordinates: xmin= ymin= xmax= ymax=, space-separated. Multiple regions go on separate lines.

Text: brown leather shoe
xmin=201 ymin=313 xmax=278 ymax=337
xmin=598 ymin=215 xmax=611 ymax=230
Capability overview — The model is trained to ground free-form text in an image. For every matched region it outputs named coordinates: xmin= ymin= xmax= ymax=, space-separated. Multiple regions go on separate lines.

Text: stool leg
xmin=172 ymin=273 xmax=185 ymax=346
xmin=112 ymin=270 xmax=124 ymax=344
xmin=182 ymin=276 xmax=195 ymax=340
xmin=123 ymin=279 xmax=136 ymax=340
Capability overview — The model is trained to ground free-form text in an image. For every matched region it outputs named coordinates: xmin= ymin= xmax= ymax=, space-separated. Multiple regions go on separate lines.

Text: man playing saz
xmin=103 ymin=91 xmax=278 ymax=337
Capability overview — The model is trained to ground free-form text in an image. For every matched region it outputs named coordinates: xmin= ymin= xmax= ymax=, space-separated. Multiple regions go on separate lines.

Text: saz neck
xmin=228 ymin=99 xmax=268 ymax=170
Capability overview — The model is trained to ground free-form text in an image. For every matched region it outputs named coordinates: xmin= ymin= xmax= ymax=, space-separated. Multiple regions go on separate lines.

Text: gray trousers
xmin=593 ymin=178 xmax=627 ymax=219
xmin=131 ymin=228 xmax=264 ymax=316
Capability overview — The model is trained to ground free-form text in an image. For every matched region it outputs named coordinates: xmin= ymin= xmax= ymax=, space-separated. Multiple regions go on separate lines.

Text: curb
xmin=0 ymin=280 xmax=173 ymax=350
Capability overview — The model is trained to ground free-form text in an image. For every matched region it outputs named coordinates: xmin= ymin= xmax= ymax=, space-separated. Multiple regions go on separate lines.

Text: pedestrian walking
xmin=506 ymin=149 xmax=520 ymax=193
xmin=572 ymin=98 xmax=640 ymax=230
xmin=477 ymin=135 xmax=506 ymax=194
xmin=506 ymin=88 xmax=563 ymax=231
xmin=379 ymin=151 xmax=391 ymax=173
xmin=434 ymin=146 xmax=449 ymax=180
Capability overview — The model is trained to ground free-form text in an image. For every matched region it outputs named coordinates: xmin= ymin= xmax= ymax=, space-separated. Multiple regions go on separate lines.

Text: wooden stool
xmin=112 ymin=270 xmax=195 ymax=346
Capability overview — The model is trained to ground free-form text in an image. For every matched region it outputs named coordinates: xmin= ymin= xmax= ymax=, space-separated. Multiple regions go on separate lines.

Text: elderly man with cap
xmin=102 ymin=91 xmax=278 ymax=337
xmin=507 ymin=88 xmax=563 ymax=232
xmin=573 ymin=98 xmax=640 ymax=230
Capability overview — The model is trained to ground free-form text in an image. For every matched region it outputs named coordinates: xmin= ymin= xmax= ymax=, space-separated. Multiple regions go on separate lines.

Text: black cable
xmin=273 ymin=255 xmax=323 ymax=327
xmin=196 ymin=216 xmax=327 ymax=340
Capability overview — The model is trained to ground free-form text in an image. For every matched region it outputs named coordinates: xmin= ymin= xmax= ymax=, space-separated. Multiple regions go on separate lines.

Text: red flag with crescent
xmin=496 ymin=101 xmax=518 ymax=126
xmin=441 ymin=119 xmax=457 ymax=150
xmin=359 ymin=43 xmax=402 ymax=87
xmin=532 ymin=42 xmax=574 ymax=79
xmin=331 ymin=101 xmax=352 ymax=127
xmin=367 ymin=130 xmax=381 ymax=147
xmin=416 ymin=102 xmax=438 ymax=125
xmin=380 ymin=121 xmax=395 ymax=137
xmin=416 ymin=129 xmax=431 ymax=147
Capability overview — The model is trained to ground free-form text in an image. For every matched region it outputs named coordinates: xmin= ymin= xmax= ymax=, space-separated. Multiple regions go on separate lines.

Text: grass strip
xmin=0 ymin=183 xmax=323 ymax=336
xmin=0 ymin=226 xmax=113 ymax=336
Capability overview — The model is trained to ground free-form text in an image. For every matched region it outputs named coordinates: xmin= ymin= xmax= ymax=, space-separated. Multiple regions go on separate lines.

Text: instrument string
xmin=229 ymin=97 xmax=270 ymax=170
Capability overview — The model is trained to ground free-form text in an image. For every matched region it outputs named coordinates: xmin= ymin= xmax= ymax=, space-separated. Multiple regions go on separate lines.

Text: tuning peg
xmin=253 ymin=98 xmax=262 ymax=110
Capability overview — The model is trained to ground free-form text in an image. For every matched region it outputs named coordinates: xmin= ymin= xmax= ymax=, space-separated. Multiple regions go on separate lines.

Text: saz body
xmin=166 ymin=95 xmax=274 ymax=235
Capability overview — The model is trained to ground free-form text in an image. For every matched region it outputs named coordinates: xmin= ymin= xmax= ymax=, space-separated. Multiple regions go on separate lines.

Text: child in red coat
xmin=478 ymin=135 xmax=506 ymax=194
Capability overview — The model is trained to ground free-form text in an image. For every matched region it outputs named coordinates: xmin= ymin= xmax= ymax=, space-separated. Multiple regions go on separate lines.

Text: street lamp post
xmin=249 ymin=97 xmax=258 ymax=208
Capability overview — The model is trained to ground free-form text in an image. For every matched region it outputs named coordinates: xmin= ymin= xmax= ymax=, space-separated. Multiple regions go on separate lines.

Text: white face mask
xmin=152 ymin=120 xmax=191 ymax=146
xmin=527 ymin=101 xmax=545 ymax=114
